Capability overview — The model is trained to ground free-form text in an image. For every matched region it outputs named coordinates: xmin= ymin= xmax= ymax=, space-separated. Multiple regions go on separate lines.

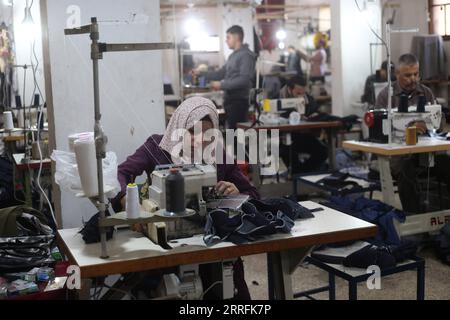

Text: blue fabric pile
xmin=204 ymin=198 xmax=315 ymax=246
xmin=313 ymin=196 xmax=418 ymax=270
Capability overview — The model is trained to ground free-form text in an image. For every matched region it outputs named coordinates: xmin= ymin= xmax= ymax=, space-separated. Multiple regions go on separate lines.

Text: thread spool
xmin=15 ymin=95 xmax=22 ymax=108
xmin=399 ymin=93 xmax=409 ymax=113
xmin=417 ymin=95 xmax=426 ymax=113
xmin=165 ymin=168 xmax=185 ymax=215
xmin=263 ymin=99 xmax=271 ymax=113
xmin=126 ymin=183 xmax=140 ymax=219
xmin=406 ymin=126 xmax=418 ymax=146
xmin=2 ymin=111 xmax=14 ymax=131
xmin=289 ymin=111 xmax=301 ymax=125
xmin=73 ymin=137 xmax=98 ymax=197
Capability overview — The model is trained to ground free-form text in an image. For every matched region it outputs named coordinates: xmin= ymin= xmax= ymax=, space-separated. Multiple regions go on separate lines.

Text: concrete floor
xmin=243 ymin=186 xmax=450 ymax=300
xmin=243 ymin=248 xmax=450 ymax=300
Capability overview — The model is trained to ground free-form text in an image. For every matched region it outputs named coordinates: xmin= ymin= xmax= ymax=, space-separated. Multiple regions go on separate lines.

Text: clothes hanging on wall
xmin=0 ymin=23 xmax=14 ymax=110
xmin=411 ymin=35 xmax=447 ymax=80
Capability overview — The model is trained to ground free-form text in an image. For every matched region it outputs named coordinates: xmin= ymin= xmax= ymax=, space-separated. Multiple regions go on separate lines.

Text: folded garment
xmin=203 ymin=198 xmax=314 ymax=246
xmin=343 ymin=245 xmax=396 ymax=270
xmin=249 ymin=198 xmax=315 ymax=220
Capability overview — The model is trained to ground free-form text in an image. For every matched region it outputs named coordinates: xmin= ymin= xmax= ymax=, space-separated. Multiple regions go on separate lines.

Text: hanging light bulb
xmin=22 ymin=0 xmax=35 ymax=25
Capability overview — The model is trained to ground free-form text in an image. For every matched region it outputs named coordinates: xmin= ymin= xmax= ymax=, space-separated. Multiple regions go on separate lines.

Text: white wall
xmin=381 ymin=0 xmax=429 ymax=63
xmin=331 ymin=0 xmax=383 ymax=116
xmin=42 ymin=0 xmax=166 ymax=228
xmin=219 ymin=4 xmax=254 ymax=60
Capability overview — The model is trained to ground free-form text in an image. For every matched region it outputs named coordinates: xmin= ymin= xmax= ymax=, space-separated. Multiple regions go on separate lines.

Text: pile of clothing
xmin=0 ymin=206 xmax=55 ymax=272
xmin=436 ymin=221 xmax=450 ymax=265
xmin=314 ymin=196 xmax=418 ymax=270
xmin=204 ymin=198 xmax=316 ymax=246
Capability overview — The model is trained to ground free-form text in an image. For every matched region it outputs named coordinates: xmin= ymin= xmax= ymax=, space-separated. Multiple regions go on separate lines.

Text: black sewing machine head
xmin=364 ymin=109 xmax=389 ymax=143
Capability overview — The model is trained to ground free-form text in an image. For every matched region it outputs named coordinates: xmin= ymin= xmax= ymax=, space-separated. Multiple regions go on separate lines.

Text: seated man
xmin=279 ymin=76 xmax=328 ymax=175
xmin=361 ymin=60 xmax=394 ymax=105
xmin=375 ymin=53 xmax=450 ymax=214
xmin=376 ymin=54 xmax=435 ymax=109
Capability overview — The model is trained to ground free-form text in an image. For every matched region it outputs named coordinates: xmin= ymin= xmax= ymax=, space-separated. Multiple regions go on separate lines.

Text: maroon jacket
xmin=111 ymin=135 xmax=260 ymax=212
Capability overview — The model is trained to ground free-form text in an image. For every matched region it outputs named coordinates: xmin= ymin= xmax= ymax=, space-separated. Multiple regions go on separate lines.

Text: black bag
xmin=0 ymin=156 xmax=14 ymax=203
xmin=0 ymin=206 xmax=55 ymax=272
xmin=0 ymin=235 xmax=55 ymax=272
xmin=79 ymin=211 xmax=114 ymax=244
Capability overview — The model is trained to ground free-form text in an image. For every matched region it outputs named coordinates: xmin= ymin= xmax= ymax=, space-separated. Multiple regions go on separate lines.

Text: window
xmin=430 ymin=0 xmax=450 ymax=40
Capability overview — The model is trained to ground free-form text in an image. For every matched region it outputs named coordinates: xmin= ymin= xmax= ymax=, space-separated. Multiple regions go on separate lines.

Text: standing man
xmin=286 ymin=45 xmax=309 ymax=78
xmin=200 ymin=25 xmax=256 ymax=129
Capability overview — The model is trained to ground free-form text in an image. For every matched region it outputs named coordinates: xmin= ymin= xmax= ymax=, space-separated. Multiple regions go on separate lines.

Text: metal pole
xmin=386 ymin=22 xmax=393 ymax=145
xmin=90 ymin=17 xmax=109 ymax=259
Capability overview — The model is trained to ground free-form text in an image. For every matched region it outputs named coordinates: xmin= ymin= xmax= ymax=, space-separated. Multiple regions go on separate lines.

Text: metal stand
xmin=64 ymin=17 xmax=174 ymax=259
xmin=385 ymin=20 xmax=419 ymax=145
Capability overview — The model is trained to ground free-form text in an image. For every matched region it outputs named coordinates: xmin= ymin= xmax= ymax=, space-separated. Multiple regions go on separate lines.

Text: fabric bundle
xmin=204 ymin=198 xmax=315 ymax=246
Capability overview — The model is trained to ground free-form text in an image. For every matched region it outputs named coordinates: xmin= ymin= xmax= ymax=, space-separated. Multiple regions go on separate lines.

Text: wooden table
xmin=343 ymin=138 xmax=450 ymax=237
xmin=237 ymin=121 xmax=342 ymax=196
xmin=57 ymin=201 xmax=377 ymax=300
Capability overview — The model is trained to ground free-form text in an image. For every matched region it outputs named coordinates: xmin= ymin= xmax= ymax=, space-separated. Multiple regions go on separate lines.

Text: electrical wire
xmin=354 ymin=0 xmax=388 ymax=53
xmin=200 ymin=281 xmax=222 ymax=300
xmin=26 ymin=0 xmax=58 ymax=228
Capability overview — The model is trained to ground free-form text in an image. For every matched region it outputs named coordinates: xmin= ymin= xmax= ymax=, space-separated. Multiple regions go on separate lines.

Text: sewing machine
xmin=258 ymin=97 xmax=306 ymax=125
xmin=365 ymin=104 xmax=443 ymax=143
xmin=149 ymin=164 xmax=217 ymax=217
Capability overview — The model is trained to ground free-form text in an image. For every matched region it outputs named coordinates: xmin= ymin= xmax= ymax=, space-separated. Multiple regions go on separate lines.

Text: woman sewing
xmin=111 ymin=96 xmax=259 ymax=299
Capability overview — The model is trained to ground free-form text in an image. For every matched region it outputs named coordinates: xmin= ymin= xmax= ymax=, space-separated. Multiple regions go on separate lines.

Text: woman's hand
xmin=412 ymin=121 xmax=428 ymax=135
xmin=120 ymin=196 xmax=126 ymax=210
xmin=215 ymin=181 xmax=240 ymax=196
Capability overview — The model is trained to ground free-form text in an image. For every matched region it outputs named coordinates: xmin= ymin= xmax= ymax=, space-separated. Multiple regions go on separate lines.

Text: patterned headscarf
xmin=159 ymin=97 xmax=219 ymax=161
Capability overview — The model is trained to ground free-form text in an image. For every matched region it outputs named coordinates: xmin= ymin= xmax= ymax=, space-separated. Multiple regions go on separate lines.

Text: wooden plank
xmin=343 ymin=140 xmax=450 ymax=156
xmin=61 ymin=227 xmax=376 ymax=279
xmin=57 ymin=202 xmax=377 ymax=279
xmin=237 ymin=121 xmax=342 ymax=132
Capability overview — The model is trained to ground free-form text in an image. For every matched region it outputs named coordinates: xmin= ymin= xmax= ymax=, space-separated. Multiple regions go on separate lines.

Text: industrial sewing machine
xmin=258 ymin=97 xmax=306 ymax=125
xmin=365 ymin=104 xmax=443 ymax=143
xmin=147 ymin=164 xmax=239 ymax=300
xmin=149 ymin=164 xmax=218 ymax=217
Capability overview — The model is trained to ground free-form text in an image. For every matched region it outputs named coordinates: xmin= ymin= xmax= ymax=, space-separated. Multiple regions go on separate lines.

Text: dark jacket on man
xmin=206 ymin=44 xmax=256 ymax=101
xmin=375 ymin=81 xmax=435 ymax=109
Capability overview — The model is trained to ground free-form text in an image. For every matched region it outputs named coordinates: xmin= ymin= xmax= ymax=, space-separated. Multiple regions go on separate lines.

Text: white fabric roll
xmin=126 ymin=184 xmax=140 ymax=219
xmin=74 ymin=137 xmax=98 ymax=197
xmin=289 ymin=112 xmax=301 ymax=125
xmin=68 ymin=132 xmax=94 ymax=152
xmin=2 ymin=111 xmax=14 ymax=131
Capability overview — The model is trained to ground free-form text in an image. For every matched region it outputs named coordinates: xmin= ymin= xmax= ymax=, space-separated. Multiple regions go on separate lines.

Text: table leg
xmin=69 ymin=278 xmax=92 ymax=300
xmin=378 ymin=156 xmax=396 ymax=207
xmin=24 ymin=170 xmax=32 ymax=207
xmin=417 ymin=261 xmax=425 ymax=301
xmin=329 ymin=273 xmax=336 ymax=300
xmin=267 ymin=247 xmax=313 ymax=300
xmin=327 ymin=129 xmax=337 ymax=171
xmin=349 ymin=281 xmax=358 ymax=301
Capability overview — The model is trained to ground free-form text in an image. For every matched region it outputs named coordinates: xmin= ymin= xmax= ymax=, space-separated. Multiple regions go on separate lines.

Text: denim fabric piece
xmin=203 ymin=199 xmax=310 ymax=246
xmin=328 ymin=196 xmax=406 ymax=245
